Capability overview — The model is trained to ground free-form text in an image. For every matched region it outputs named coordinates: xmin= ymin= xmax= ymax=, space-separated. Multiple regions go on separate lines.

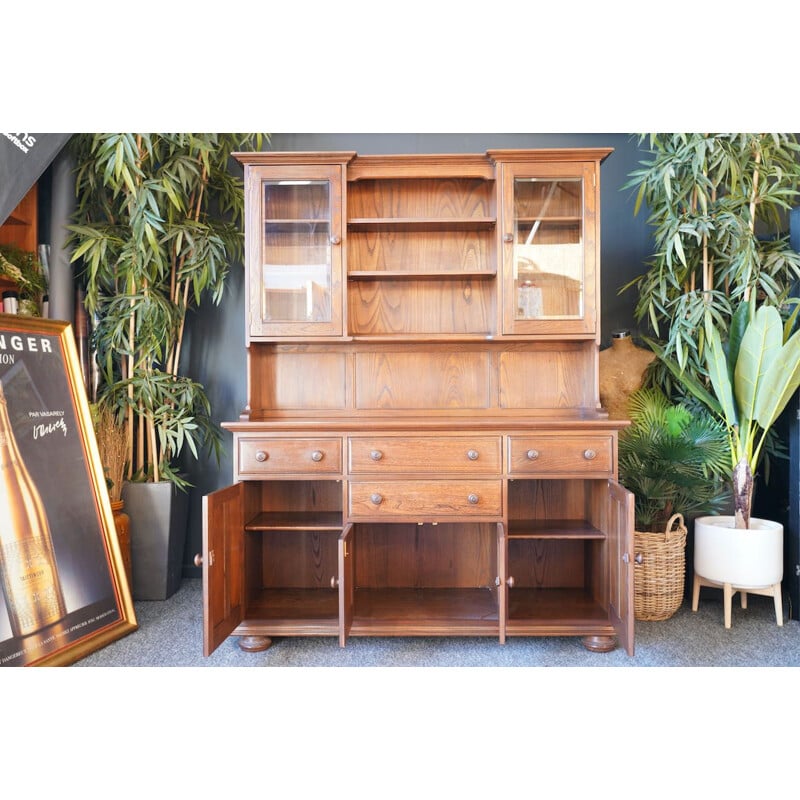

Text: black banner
xmin=0 ymin=134 xmax=72 ymax=225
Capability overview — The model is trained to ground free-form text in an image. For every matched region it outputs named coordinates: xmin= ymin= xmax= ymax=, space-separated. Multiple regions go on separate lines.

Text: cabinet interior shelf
xmin=348 ymin=217 xmax=495 ymax=232
xmin=348 ymin=270 xmax=496 ymax=281
xmin=245 ymin=511 xmax=343 ymax=531
xmin=507 ymin=519 xmax=605 ymax=539
xmin=516 ymin=216 xmax=581 ymax=225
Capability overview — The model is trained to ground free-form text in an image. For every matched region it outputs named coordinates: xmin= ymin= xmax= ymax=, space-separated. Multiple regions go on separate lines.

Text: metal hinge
xmin=208 ymin=549 xmax=215 ymax=567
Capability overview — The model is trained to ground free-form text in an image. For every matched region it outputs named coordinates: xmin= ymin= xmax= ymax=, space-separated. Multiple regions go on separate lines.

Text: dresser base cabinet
xmin=201 ymin=149 xmax=636 ymax=658
xmin=202 ymin=466 xmax=634 ymax=657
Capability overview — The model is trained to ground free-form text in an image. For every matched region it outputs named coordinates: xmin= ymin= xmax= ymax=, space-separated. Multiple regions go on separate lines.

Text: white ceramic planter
xmin=694 ymin=515 xmax=783 ymax=589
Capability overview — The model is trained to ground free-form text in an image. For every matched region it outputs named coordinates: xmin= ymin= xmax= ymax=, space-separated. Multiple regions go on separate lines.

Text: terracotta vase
xmin=598 ymin=330 xmax=655 ymax=419
xmin=111 ymin=499 xmax=133 ymax=589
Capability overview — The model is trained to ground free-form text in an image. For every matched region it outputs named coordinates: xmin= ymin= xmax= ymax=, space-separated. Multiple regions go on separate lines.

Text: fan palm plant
xmin=618 ymin=387 xmax=731 ymax=530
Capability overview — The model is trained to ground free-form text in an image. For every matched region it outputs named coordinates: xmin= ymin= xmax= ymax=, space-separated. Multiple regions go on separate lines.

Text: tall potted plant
xmin=655 ymin=298 xmax=800 ymax=625
xmin=622 ymin=133 xmax=800 ymax=395
xmin=67 ymin=133 xmax=267 ymax=598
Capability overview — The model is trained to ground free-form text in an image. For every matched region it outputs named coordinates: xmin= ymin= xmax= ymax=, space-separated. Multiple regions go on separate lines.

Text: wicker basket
xmin=633 ymin=513 xmax=687 ymax=621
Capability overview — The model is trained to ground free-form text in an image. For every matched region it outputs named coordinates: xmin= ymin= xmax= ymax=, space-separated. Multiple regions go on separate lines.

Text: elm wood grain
xmin=499 ymin=161 xmax=599 ymax=338
xmin=244 ymin=341 xmax=600 ymax=419
xmin=257 ymin=529 xmax=339 ymax=588
xmin=347 ymin=229 xmax=494 ymax=273
xmin=348 ymin=480 xmax=503 ymax=519
xmin=244 ymin=163 xmax=344 ymax=339
xmin=507 ymin=538 xmax=593 ymax=589
xmin=245 ymin=510 xmax=343 ymax=530
xmin=506 ymin=587 xmax=608 ymax=623
xmin=347 ymin=178 xmax=495 ymax=220
xmin=205 ymin=150 xmax=634 ymax=657
xmin=348 ymin=278 xmax=494 ymax=337
xmin=508 ymin=435 xmax=614 ymax=475
xmin=202 ymin=483 xmax=247 ymax=656
xmin=238 ymin=436 xmax=343 ymax=476
xmin=506 ymin=519 xmax=605 ymax=538
xmin=253 ymin=479 xmax=344 ymax=516
xmin=353 ymin=522 xmax=497 ymax=589
xmin=351 ymin=588 xmax=499 ymax=634
xmin=354 ymin=349 xmax=493 ymax=410
xmin=348 ymin=434 xmax=502 ymax=474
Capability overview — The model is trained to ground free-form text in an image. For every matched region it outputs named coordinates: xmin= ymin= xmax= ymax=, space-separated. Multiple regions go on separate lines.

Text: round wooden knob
xmin=583 ymin=449 xmax=597 ymax=460
xmin=370 ymin=450 xmax=383 ymax=461
xmin=503 ymin=233 xmax=514 ymax=243
xmin=194 ymin=553 xmax=203 ymax=567
xmin=507 ymin=576 xmax=515 ymax=588
xmin=311 ymin=450 xmax=324 ymax=462
xmin=467 ymin=493 xmax=479 ymax=504
xmin=255 ymin=450 xmax=268 ymax=462
xmin=330 ymin=234 xmax=342 ymax=245
xmin=526 ymin=449 xmax=539 ymax=460
xmin=467 ymin=449 xmax=479 ymax=461
xmin=370 ymin=493 xmax=383 ymax=505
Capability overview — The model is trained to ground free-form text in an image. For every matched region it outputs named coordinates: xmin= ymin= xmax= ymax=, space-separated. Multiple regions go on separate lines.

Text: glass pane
xmin=261 ymin=180 xmax=332 ymax=323
xmin=513 ymin=177 xmax=583 ymax=320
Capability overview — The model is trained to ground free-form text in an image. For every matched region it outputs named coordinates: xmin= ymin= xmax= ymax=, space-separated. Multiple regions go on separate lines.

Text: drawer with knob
xmin=508 ymin=435 xmax=613 ymax=476
xmin=236 ymin=437 xmax=342 ymax=478
xmin=348 ymin=436 xmax=501 ymax=474
xmin=348 ymin=480 xmax=502 ymax=520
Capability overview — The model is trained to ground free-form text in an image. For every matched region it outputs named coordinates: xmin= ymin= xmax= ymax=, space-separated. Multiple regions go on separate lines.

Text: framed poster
xmin=0 ymin=314 xmax=137 ymax=666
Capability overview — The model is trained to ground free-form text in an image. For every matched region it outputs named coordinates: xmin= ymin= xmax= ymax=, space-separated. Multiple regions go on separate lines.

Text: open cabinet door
xmin=202 ymin=484 xmax=245 ymax=657
xmin=338 ymin=524 xmax=355 ymax=647
xmin=607 ymin=480 xmax=635 ymax=656
xmin=497 ymin=522 xmax=507 ymax=644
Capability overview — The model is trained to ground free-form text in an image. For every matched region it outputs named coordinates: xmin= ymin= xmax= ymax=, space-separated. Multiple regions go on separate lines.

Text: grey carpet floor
xmin=74 ymin=577 xmax=799 ymax=667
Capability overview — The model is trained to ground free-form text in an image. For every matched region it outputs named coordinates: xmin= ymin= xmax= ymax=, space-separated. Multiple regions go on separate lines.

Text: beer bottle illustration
xmin=0 ymin=379 xmax=68 ymax=637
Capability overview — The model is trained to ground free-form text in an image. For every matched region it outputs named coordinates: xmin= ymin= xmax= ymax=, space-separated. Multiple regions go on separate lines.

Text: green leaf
xmin=734 ymin=304 xmax=782 ymax=422
xmin=754 ymin=327 xmax=800 ymax=431
xmin=703 ymin=320 xmax=737 ymax=427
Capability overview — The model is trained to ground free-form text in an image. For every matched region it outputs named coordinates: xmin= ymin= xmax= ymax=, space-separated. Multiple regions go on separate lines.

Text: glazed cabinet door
xmin=245 ymin=164 xmax=344 ymax=339
xmin=201 ymin=483 xmax=245 ymax=656
xmin=500 ymin=161 xmax=598 ymax=336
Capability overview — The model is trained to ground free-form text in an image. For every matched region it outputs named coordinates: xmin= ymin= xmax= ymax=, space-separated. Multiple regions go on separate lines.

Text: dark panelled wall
xmin=179 ymin=132 xmax=655 ymax=576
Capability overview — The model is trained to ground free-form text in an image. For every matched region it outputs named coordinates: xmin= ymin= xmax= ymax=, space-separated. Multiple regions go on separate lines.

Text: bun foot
xmin=581 ymin=635 xmax=617 ymax=653
xmin=238 ymin=635 xmax=272 ymax=652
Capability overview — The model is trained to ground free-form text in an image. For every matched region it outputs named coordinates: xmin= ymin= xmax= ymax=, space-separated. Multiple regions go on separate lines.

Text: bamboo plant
xmin=67 ymin=133 xmax=267 ymax=487
xmin=622 ymin=133 xmax=800 ymax=393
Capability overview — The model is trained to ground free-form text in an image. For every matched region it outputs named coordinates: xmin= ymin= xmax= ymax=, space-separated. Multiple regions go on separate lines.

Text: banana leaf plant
xmin=653 ymin=299 xmax=800 ymax=528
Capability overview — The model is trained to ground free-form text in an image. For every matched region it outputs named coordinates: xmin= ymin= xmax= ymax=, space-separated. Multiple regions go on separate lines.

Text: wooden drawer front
xmin=508 ymin=436 xmax=613 ymax=475
xmin=348 ymin=480 xmax=502 ymax=519
xmin=238 ymin=438 xmax=342 ymax=476
xmin=348 ymin=436 xmax=502 ymax=474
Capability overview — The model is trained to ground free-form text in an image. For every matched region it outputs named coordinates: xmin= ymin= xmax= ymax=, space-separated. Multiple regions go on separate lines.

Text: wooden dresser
xmin=200 ymin=149 xmax=635 ymax=656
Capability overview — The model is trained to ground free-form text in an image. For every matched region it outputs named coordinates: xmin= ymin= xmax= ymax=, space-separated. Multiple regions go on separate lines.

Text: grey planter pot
xmin=122 ymin=481 xmax=188 ymax=601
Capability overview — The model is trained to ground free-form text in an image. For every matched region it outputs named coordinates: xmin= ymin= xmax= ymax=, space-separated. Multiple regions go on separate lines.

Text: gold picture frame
xmin=0 ymin=314 xmax=137 ymax=666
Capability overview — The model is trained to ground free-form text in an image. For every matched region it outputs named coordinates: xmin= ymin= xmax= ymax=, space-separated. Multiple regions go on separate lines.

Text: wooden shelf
xmin=507 ymin=588 xmax=608 ymax=623
xmin=348 ymin=269 xmax=496 ymax=281
xmin=351 ymin=588 xmax=499 ymax=634
xmin=348 ymin=217 xmax=495 ymax=232
xmin=507 ymin=519 xmax=605 ymax=539
xmin=245 ymin=510 xmax=343 ymax=531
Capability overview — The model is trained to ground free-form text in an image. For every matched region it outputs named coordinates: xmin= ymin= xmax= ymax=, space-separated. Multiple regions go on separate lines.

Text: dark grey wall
xmin=179 ymin=132 xmax=654 ymax=575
